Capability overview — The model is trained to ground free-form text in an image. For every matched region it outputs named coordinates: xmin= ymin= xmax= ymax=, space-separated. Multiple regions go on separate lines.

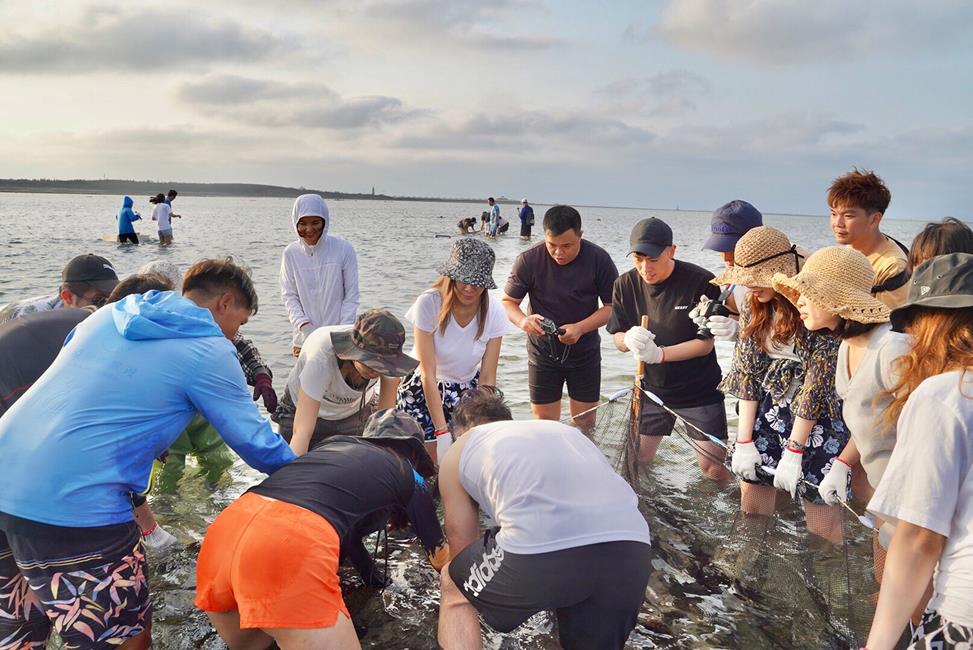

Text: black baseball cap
xmin=61 ymin=254 xmax=119 ymax=293
xmin=704 ymin=200 xmax=763 ymax=252
xmin=891 ymin=252 xmax=973 ymax=332
xmin=629 ymin=217 xmax=673 ymax=257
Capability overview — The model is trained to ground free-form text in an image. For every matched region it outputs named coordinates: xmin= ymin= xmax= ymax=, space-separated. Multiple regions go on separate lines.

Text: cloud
xmin=650 ymin=0 xmax=973 ymax=64
xmin=0 ymin=5 xmax=287 ymax=74
xmin=177 ymin=74 xmax=425 ymax=130
xmin=665 ymin=112 xmax=865 ymax=153
xmin=597 ymin=69 xmax=711 ymax=115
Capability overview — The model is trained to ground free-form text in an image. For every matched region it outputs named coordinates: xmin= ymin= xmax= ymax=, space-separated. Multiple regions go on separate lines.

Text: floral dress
xmin=721 ymin=309 xmax=849 ymax=504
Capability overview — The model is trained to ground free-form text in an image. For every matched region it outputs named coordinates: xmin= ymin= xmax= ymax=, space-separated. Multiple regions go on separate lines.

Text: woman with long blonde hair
xmin=865 ymin=253 xmax=973 ymax=650
xmin=396 ymin=238 xmax=509 ymax=461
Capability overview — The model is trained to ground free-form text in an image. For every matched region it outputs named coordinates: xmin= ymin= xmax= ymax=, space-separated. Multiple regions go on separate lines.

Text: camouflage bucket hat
xmin=331 ymin=309 xmax=419 ymax=377
xmin=363 ymin=408 xmax=436 ymax=477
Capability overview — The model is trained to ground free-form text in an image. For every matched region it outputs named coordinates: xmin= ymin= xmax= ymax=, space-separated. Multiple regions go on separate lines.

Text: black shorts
xmin=519 ymin=222 xmax=531 ymax=237
xmin=528 ymin=348 xmax=601 ymax=404
xmin=118 ymin=232 xmax=139 ymax=244
xmin=497 ymin=222 xmax=510 ymax=234
xmin=449 ymin=530 xmax=651 ymax=649
xmin=638 ymin=398 xmax=728 ymax=440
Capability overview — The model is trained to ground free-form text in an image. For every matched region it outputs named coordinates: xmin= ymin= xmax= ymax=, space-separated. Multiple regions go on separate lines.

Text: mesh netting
xmin=571 ymin=386 xmax=882 ymax=649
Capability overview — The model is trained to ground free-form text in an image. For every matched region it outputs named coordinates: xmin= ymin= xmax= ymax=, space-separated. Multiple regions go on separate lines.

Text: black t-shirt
xmin=606 ymin=261 xmax=723 ymax=408
xmin=0 ymin=308 xmax=90 ymax=416
xmin=250 ymin=436 xmax=445 ymax=560
xmin=504 ymin=239 xmax=618 ymax=362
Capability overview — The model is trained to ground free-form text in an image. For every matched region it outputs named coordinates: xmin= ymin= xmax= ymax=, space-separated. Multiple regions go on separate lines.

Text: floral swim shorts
xmin=0 ymin=520 xmax=150 ymax=650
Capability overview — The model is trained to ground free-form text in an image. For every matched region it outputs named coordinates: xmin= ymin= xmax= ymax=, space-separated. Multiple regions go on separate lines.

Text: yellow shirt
xmin=865 ymin=236 xmax=910 ymax=309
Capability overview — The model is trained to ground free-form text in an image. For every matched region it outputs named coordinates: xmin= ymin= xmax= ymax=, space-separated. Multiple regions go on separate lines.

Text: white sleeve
xmin=868 ymin=392 xmax=967 ymax=537
xmin=279 ymin=248 xmax=309 ymax=329
xmin=878 ymin=333 xmax=910 ymax=389
xmin=339 ymin=242 xmax=359 ymax=325
xmin=483 ymin=297 xmax=513 ymax=340
xmin=405 ymin=292 xmax=440 ymax=333
xmin=297 ymin=354 xmax=328 ymax=402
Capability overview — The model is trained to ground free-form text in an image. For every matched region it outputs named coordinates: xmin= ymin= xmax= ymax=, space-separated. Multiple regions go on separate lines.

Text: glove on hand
xmin=253 ymin=372 xmax=278 ymax=413
xmin=707 ymin=315 xmax=739 ymax=342
xmin=774 ymin=448 xmax=804 ymax=498
xmin=634 ymin=338 xmax=664 ymax=364
xmin=623 ymin=326 xmax=654 ymax=353
xmin=688 ymin=296 xmax=712 ymax=327
xmin=143 ymin=524 xmax=177 ymax=550
xmin=730 ymin=440 xmax=762 ymax=481
xmin=818 ymin=459 xmax=851 ymax=506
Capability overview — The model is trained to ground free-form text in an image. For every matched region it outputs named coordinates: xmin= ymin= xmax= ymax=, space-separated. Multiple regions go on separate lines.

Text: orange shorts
xmin=195 ymin=492 xmax=350 ymax=629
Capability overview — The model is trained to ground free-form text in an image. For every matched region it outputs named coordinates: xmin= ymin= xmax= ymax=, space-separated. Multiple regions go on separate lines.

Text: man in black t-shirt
xmin=607 ymin=217 xmax=731 ymax=481
xmin=501 ymin=205 xmax=618 ymax=428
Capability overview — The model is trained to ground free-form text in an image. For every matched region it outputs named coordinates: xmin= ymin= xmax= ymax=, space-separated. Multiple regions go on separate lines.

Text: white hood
xmin=292 ymin=194 xmax=331 ymax=255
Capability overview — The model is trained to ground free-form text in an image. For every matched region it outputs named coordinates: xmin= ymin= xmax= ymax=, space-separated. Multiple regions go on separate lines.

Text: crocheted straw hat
xmin=772 ymin=246 xmax=891 ymax=324
xmin=712 ymin=226 xmax=801 ymax=288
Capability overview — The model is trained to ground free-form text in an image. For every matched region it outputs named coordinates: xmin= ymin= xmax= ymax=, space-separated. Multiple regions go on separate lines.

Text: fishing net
xmin=575 ymin=384 xmax=882 ymax=649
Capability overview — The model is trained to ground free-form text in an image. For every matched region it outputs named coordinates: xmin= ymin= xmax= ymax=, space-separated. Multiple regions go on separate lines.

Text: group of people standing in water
xmin=0 ymin=168 xmax=971 ymax=649
xmin=116 ymin=188 xmax=181 ymax=245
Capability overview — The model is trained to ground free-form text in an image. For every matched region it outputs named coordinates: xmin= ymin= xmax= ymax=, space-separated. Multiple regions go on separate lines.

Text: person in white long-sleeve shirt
xmin=280 ymin=194 xmax=360 ymax=356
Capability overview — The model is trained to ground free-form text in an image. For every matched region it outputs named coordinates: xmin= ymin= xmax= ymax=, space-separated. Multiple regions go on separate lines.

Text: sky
xmin=1 ymin=0 xmax=971 ymax=218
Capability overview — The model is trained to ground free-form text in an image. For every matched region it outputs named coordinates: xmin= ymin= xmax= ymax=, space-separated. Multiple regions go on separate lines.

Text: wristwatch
xmin=785 ymin=439 xmax=807 ymax=453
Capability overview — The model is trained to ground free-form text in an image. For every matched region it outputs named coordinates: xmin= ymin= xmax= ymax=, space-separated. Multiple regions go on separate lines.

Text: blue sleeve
xmin=187 ymin=343 xmax=295 ymax=474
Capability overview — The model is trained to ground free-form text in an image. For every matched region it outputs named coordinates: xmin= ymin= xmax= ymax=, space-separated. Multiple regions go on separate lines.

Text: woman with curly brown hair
xmin=865 ymin=253 xmax=973 ymax=650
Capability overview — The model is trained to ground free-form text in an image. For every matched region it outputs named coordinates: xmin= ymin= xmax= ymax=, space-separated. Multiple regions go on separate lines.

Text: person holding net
xmin=717 ymin=227 xmax=848 ymax=543
xmin=864 ymin=253 xmax=973 ymax=650
xmin=607 ymin=217 xmax=731 ymax=481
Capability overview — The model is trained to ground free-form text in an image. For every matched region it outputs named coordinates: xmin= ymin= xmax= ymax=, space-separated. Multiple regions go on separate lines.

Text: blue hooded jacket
xmin=0 ymin=291 xmax=296 ymax=527
xmin=117 ymin=195 xmax=140 ymax=235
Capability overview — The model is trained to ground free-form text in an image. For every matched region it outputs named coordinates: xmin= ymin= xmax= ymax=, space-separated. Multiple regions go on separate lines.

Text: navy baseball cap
xmin=703 ymin=200 xmax=764 ymax=253
xmin=629 ymin=217 xmax=673 ymax=257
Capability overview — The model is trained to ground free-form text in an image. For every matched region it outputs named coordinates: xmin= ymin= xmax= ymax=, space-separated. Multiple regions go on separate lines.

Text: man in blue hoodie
xmin=117 ymin=195 xmax=141 ymax=244
xmin=0 ymin=258 xmax=295 ymax=650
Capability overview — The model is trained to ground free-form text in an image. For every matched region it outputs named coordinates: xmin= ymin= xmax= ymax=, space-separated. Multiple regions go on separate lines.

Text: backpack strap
xmin=872 ymin=269 xmax=911 ymax=294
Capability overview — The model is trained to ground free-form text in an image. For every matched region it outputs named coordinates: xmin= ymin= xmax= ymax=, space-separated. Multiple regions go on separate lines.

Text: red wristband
xmin=836 ymin=457 xmax=853 ymax=468
xmin=434 ymin=428 xmax=449 ymax=437
xmin=785 ymin=446 xmax=804 ymax=455
xmin=141 ymin=523 xmax=158 ymax=537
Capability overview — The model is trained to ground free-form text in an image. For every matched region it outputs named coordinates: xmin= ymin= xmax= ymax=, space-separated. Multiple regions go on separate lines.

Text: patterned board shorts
xmin=395 ymin=369 xmax=479 ymax=441
xmin=734 ymin=392 xmax=849 ymax=504
xmin=0 ymin=523 xmax=150 ymax=650
xmin=910 ymin=609 xmax=973 ymax=649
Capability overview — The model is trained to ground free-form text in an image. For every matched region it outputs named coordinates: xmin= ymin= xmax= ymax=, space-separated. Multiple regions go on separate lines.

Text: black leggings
xmin=118 ymin=233 xmax=139 ymax=244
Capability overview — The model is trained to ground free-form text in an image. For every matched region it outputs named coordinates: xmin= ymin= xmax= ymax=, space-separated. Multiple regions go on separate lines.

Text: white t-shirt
xmin=868 ymin=370 xmax=973 ymax=626
xmin=152 ymin=203 xmax=172 ymax=230
xmin=405 ymin=290 xmax=510 ymax=384
xmin=459 ymin=420 xmax=652 ymax=554
xmin=284 ymin=325 xmax=377 ymax=421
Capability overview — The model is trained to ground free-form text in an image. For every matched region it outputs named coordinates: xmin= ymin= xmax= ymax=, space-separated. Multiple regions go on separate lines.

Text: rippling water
xmin=0 ymin=193 xmax=926 ymax=648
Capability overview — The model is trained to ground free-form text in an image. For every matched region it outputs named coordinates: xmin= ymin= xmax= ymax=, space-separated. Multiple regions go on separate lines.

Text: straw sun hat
xmin=712 ymin=226 xmax=801 ymax=288
xmin=772 ymin=246 xmax=891 ymax=324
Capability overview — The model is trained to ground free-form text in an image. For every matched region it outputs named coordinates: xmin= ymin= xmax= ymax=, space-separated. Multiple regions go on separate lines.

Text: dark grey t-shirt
xmin=504 ymin=240 xmax=618 ymax=363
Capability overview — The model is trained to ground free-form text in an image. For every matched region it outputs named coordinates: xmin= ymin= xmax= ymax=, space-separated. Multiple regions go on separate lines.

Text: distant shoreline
xmin=0 ymin=178 xmax=839 ymax=219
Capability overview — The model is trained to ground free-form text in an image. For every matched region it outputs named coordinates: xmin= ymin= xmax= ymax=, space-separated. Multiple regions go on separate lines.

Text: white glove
xmin=623 ymin=326 xmax=654 ymax=353
xmin=818 ymin=459 xmax=851 ymax=506
xmin=707 ymin=315 xmax=739 ymax=342
xmin=688 ymin=296 xmax=711 ymax=327
xmin=143 ymin=524 xmax=177 ymax=550
xmin=773 ymin=448 xmax=804 ymax=498
xmin=436 ymin=430 xmax=453 ymax=459
xmin=731 ymin=440 xmax=761 ymax=481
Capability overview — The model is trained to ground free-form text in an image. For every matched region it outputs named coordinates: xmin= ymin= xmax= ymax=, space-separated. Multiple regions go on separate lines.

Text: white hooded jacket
xmin=279 ymin=194 xmax=359 ymax=346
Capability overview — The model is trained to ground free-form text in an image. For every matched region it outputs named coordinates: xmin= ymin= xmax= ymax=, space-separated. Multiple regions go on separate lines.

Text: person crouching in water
xmin=196 ymin=409 xmax=448 ymax=649
xmin=718 ymin=228 xmax=848 ymax=544
xmin=273 ymin=309 xmax=416 ymax=455
xmin=864 ymin=253 xmax=973 ymax=650
xmin=437 ymin=388 xmax=652 ymax=650
xmin=458 ymin=217 xmax=477 ymax=235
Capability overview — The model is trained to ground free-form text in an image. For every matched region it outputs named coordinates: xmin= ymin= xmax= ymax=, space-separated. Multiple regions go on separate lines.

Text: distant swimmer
xmin=116 ymin=195 xmax=141 ymax=244
xmin=458 ymin=217 xmax=477 ymax=234
xmin=437 ymin=389 xmax=652 ymax=650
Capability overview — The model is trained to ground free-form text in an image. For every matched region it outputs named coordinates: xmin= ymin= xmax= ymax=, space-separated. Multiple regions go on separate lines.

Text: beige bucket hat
xmin=712 ymin=226 xmax=802 ymax=288
xmin=772 ymin=246 xmax=891 ymax=324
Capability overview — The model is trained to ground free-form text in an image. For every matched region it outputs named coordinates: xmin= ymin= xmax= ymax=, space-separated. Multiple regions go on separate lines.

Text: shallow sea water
xmin=0 ymin=193 xmax=926 ymax=648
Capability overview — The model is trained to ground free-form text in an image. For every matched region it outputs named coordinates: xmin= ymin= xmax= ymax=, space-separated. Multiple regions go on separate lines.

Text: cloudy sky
xmin=2 ymin=0 xmax=971 ymax=217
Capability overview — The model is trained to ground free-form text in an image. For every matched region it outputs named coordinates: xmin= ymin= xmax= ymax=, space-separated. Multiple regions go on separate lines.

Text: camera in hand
xmin=539 ymin=317 xmax=565 ymax=337
xmin=695 ymin=288 xmax=732 ymax=340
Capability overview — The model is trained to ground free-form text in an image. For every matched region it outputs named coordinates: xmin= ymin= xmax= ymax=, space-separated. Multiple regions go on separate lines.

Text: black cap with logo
xmin=890 ymin=252 xmax=973 ymax=332
xmin=61 ymin=254 xmax=119 ymax=293
xmin=628 ymin=217 xmax=673 ymax=258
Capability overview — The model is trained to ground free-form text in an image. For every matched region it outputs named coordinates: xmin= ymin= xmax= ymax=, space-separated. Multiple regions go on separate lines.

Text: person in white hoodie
xmin=280 ymin=194 xmax=360 ymax=356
